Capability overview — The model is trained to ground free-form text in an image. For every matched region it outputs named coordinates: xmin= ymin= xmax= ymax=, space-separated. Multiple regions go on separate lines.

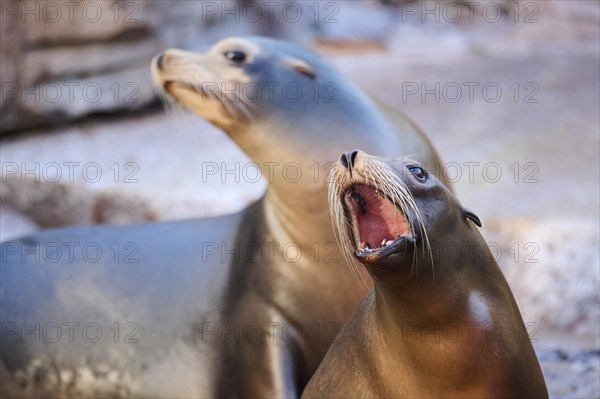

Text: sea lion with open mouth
xmin=302 ymin=150 xmax=548 ymax=399
xmin=1 ymin=37 xmax=448 ymax=398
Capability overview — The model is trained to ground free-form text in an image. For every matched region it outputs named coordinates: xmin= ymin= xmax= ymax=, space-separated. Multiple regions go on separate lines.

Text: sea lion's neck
xmin=373 ymin=244 xmax=508 ymax=360
xmin=374 ymin=242 xmax=504 ymax=323
xmin=366 ymin=241 xmax=522 ymax=393
xmin=263 ymin=186 xmax=335 ymax=250
xmin=373 ymin=272 xmax=470 ymax=328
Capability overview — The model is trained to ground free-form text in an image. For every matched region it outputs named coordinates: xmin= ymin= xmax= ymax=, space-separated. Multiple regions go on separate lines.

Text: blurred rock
xmin=1 ymin=1 xmax=208 ymax=133
xmin=486 ymin=218 xmax=599 ymax=340
xmin=535 ymin=340 xmax=600 ymax=399
xmin=22 ymin=37 xmax=163 ymax=84
xmin=29 ymin=64 xmax=156 ymax=118
xmin=20 ymin=0 xmax=145 ymax=47
xmin=0 ymin=112 xmax=265 ymax=230
xmin=0 ymin=0 xmax=25 ymax=133
xmin=2 ymin=0 xmax=599 ymax=133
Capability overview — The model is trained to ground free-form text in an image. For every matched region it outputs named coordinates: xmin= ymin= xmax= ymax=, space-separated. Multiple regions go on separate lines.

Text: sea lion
xmin=301 ymin=150 xmax=548 ymax=398
xmin=1 ymin=37 xmax=447 ymax=398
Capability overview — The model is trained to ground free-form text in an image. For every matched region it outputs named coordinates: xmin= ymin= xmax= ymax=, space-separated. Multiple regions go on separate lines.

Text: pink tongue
xmin=345 ymin=185 xmax=409 ymax=247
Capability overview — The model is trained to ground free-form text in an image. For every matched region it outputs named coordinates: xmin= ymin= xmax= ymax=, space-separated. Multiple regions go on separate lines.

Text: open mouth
xmin=164 ymin=81 xmax=203 ymax=97
xmin=343 ymin=184 xmax=414 ymax=260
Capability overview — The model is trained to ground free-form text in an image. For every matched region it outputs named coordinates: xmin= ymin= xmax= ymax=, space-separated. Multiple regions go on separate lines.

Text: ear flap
xmin=285 ymin=57 xmax=316 ymax=80
xmin=463 ymin=208 xmax=482 ymax=228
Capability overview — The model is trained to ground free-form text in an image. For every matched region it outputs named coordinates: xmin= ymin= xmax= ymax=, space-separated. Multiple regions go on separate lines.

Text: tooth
xmin=380 ymin=239 xmax=386 ymax=247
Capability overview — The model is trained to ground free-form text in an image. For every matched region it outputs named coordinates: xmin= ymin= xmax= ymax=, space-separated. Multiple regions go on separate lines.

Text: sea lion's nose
xmin=340 ymin=150 xmax=359 ymax=174
xmin=155 ymin=53 xmax=165 ymax=71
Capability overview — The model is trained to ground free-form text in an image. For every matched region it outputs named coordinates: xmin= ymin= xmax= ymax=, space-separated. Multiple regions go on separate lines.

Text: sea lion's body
xmin=1 ymin=37 xmax=447 ymax=398
xmin=302 ymin=151 xmax=548 ymax=398
xmin=1 ymin=214 xmax=242 ymax=398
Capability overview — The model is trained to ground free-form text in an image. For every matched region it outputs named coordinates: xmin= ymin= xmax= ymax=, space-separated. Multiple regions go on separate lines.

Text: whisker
xmin=329 ymin=156 xmax=436 ymax=292
xmin=328 ymin=167 xmax=369 ymax=294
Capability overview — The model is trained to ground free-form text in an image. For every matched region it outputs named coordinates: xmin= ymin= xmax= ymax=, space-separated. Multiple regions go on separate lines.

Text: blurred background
xmin=1 ymin=1 xmax=598 ymax=397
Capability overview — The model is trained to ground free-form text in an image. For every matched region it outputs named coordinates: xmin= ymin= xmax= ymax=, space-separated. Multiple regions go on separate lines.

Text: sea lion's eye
xmin=408 ymin=166 xmax=427 ymax=182
xmin=294 ymin=65 xmax=316 ymax=80
xmin=224 ymin=51 xmax=246 ymax=64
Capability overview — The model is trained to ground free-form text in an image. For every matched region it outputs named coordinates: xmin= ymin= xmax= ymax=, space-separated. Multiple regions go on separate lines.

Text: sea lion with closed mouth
xmin=302 ymin=150 xmax=548 ymax=398
xmin=1 ymin=37 xmax=448 ymax=398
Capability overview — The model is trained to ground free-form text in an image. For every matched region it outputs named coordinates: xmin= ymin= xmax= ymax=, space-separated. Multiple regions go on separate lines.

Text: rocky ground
xmin=1 ymin=1 xmax=598 ymax=397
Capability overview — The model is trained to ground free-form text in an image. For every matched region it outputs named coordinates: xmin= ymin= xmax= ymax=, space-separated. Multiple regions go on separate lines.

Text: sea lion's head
xmin=329 ymin=150 xmax=481 ymax=284
xmin=151 ymin=36 xmax=397 ymax=165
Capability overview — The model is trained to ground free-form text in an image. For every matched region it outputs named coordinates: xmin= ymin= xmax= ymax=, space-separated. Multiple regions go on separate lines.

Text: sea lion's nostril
xmin=340 ymin=153 xmax=349 ymax=169
xmin=340 ymin=150 xmax=359 ymax=174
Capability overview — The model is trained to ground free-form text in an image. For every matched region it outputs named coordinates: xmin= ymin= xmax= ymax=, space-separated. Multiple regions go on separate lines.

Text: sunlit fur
xmin=328 ymin=155 xmax=433 ymax=288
